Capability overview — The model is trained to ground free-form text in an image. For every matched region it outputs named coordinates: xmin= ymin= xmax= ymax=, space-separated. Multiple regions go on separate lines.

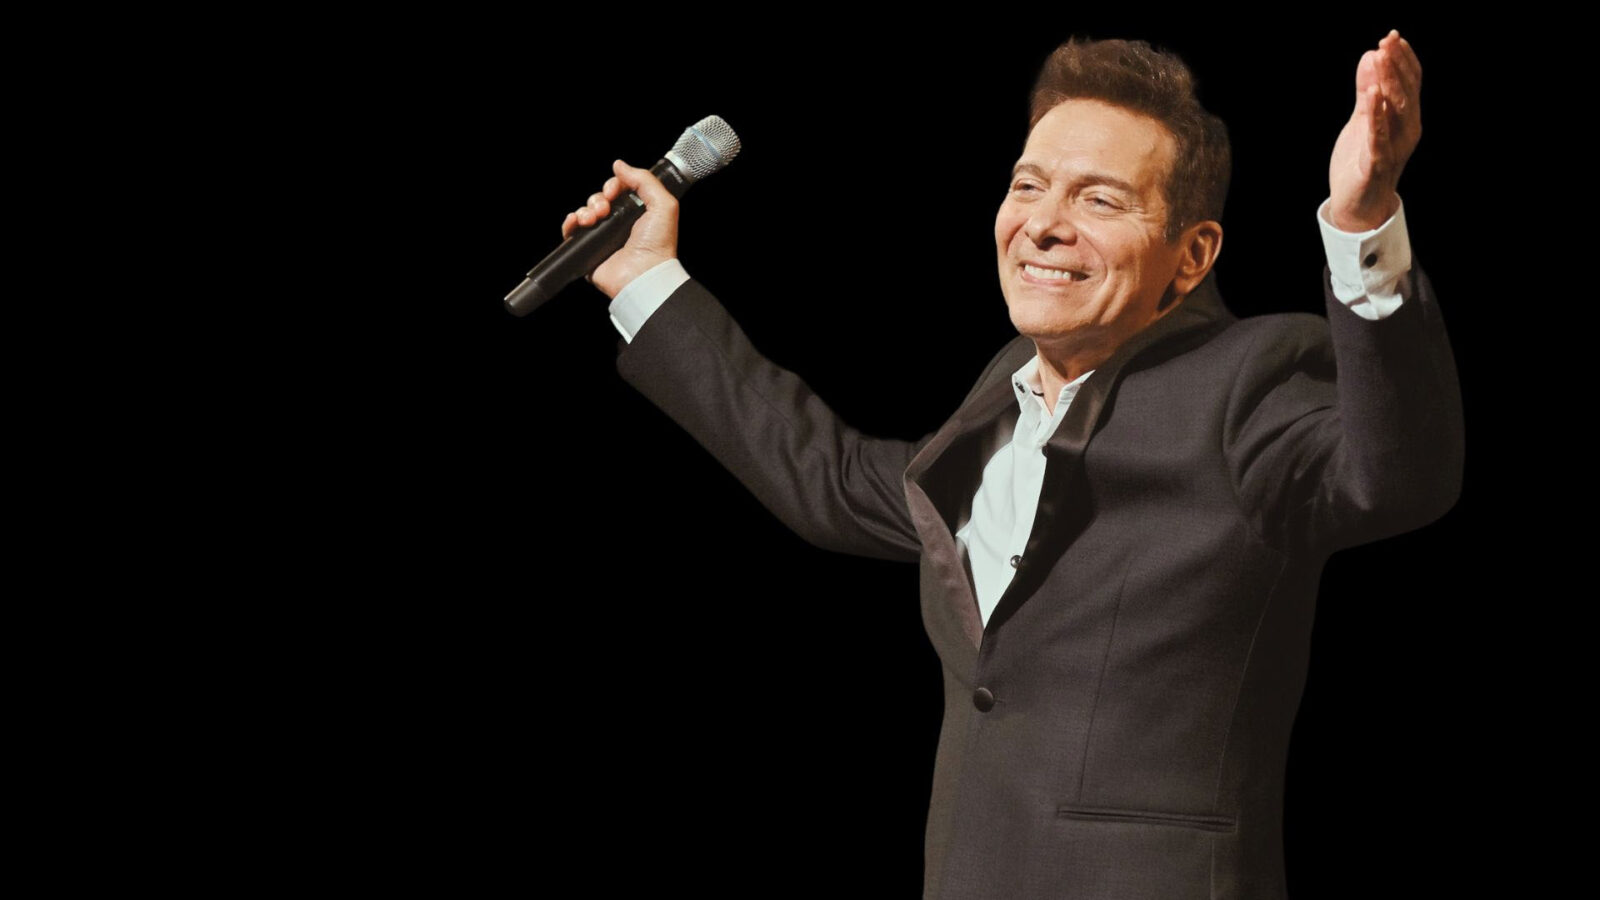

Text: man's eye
xmin=1086 ymin=196 xmax=1119 ymax=209
xmin=1012 ymin=182 xmax=1041 ymax=194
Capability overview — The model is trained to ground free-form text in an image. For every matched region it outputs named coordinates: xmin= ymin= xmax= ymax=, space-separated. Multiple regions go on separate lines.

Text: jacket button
xmin=973 ymin=687 xmax=995 ymax=712
xmin=1009 ymin=554 xmax=1022 ymax=568
xmin=1364 ymin=252 xmax=1379 ymax=267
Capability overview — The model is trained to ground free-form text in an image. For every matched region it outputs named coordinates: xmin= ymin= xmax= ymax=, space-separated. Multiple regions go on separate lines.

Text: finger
xmin=1357 ymin=48 xmax=1379 ymax=91
xmin=1392 ymin=32 xmax=1423 ymax=89
xmin=602 ymin=175 xmax=622 ymax=201
xmin=1378 ymin=31 xmax=1421 ymax=108
xmin=1376 ymin=42 xmax=1416 ymax=115
xmin=562 ymin=211 xmax=577 ymax=239
xmin=571 ymin=193 xmax=611 ymax=231
xmin=1375 ymin=52 xmax=1408 ymax=118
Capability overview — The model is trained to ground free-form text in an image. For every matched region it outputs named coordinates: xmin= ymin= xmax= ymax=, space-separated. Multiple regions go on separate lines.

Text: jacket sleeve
xmin=614 ymin=277 xmax=932 ymax=562
xmin=1223 ymin=260 xmax=1465 ymax=553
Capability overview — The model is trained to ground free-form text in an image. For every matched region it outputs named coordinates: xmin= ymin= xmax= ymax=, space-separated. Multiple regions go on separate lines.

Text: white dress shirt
xmin=607 ymin=198 xmax=1414 ymax=623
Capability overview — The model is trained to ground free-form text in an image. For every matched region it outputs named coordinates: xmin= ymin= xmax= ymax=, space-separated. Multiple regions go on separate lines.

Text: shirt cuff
xmin=608 ymin=259 xmax=691 ymax=343
xmin=1316 ymin=197 xmax=1412 ymax=321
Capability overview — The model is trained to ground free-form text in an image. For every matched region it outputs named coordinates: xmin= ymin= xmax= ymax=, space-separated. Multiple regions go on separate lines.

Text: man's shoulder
xmin=1115 ymin=309 xmax=1337 ymax=404
xmin=1215 ymin=309 xmax=1330 ymax=347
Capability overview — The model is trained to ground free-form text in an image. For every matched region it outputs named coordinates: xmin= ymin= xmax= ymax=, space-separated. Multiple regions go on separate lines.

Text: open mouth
xmin=1022 ymin=263 xmax=1089 ymax=282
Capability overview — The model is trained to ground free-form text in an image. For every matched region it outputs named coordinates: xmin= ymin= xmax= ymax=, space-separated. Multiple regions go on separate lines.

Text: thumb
xmin=613 ymin=159 xmax=677 ymax=209
xmin=1364 ymin=84 xmax=1385 ymax=159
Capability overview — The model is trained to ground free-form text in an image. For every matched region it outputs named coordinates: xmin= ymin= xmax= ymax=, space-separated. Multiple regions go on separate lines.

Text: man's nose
xmin=1023 ymin=200 xmax=1078 ymax=246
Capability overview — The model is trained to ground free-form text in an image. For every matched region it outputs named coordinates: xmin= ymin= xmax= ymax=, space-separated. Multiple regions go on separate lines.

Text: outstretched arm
xmin=1228 ymin=30 xmax=1462 ymax=551
xmin=617 ymin=278 xmax=931 ymax=562
xmin=561 ymin=160 xmax=929 ymax=562
xmin=1226 ymin=260 xmax=1462 ymax=551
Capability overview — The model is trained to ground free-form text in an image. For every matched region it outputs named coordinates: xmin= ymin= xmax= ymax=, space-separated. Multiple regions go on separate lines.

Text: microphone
xmin=504 ymin=115 xmax=742 ymax=317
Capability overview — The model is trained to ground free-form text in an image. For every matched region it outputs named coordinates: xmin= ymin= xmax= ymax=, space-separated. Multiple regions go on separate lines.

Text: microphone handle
xmin=504 ymin=159 xmax=693 ymax=317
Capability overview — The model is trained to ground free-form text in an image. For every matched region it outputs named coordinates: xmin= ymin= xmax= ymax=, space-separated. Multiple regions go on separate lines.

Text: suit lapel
xmin=905 ymin=275 xmax=1236 ymax=646
xmin=904 ymin=346 xmax=1030 ymax=650
xmin=986 ymin=275 xmax=1234 ymax=633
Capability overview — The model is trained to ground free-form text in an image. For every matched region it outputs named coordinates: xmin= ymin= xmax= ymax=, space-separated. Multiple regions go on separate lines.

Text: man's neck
xmin=1032 ymin=347 xmax=1107 ymax=411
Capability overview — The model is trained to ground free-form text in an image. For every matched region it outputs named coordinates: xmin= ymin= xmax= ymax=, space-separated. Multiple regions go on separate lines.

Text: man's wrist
xmin=1324 ymin=192 xmax=1400 ymax=233
xmin=609 ymin=258 xmax=691 ymax=343
xmin=1316 ymin=196 xmax=1411 ymax=319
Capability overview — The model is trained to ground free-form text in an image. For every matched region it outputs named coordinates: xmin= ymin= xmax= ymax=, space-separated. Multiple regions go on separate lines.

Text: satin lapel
xmin=983 ymin=276 xmax=1234 ymax=635
xmin=905 ymin=346 xmax=1032 ymax=650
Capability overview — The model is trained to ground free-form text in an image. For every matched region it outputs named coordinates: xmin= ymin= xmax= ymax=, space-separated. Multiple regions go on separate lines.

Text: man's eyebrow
xmin=1010 ymin=162 xmax=1140 ymax=196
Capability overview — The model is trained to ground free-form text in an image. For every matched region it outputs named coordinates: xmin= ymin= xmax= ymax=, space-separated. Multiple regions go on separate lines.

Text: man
xmin=556 ymin=31 xmax=1460 ymax=899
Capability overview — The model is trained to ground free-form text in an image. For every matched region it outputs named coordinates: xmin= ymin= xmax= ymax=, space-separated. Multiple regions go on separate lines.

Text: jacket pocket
xmin=1056 ymin=804 xmax=1237 ymax=833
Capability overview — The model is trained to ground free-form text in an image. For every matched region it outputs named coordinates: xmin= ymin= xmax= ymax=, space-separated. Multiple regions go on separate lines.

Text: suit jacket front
xmin=614 ymin=264 xmax=1463 ymax=899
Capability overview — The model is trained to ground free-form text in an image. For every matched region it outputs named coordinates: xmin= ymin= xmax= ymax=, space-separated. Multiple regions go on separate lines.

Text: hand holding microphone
xmin=562 ymin=159 xmax=680 ymax=300
xmin=504 ymin=115 xmax=741 ymax=316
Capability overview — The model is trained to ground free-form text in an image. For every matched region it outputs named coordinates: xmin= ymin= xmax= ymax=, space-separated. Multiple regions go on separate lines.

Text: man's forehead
xmin=1015 ymin=100 xmax=1176 ymax=186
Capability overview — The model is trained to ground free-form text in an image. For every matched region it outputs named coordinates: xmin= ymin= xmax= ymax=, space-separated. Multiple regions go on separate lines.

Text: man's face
xmin=996 ymin=99 xmax=1187 ymax=353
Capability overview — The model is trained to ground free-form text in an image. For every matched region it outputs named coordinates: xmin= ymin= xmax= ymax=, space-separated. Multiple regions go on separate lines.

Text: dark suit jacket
xmin=614 ymin=263 xmax=1463 ymax=899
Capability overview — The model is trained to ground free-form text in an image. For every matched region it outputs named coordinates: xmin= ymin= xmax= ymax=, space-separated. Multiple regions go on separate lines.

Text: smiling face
xmin=996 ymin=99 xmax=1191 ymax=361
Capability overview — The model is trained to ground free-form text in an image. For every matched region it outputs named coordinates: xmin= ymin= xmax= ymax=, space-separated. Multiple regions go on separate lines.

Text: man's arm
xmin=562 ymin=160 xmax=929 ymax=563
xmin=616 ymin=277 xmax=931 ymax=562
xmin=1224 ymin=258 xmax=1462 ymax=551
xmin=1226 ymin=30 xmax=1462 ymax=551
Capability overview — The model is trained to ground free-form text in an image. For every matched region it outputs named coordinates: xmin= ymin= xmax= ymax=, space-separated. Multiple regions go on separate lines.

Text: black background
xmin=339 ymin=13 xmax=1522 ymax=897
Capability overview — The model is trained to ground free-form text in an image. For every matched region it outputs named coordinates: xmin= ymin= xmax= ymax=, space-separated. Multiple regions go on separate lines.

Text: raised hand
xmin=1328 ymin=30 xmax=1422 ymax=232
xmin=561 ymin=159 xmax=681 ymax=299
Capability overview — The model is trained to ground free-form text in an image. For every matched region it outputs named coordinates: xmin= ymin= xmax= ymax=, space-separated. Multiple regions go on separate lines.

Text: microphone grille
xmin=665 ymin=115 xmax=742 ymax=183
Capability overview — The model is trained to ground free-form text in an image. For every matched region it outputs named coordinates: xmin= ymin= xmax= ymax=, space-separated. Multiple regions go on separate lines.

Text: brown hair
xmin=1028 ymin=37 xmax=1230 ymax=243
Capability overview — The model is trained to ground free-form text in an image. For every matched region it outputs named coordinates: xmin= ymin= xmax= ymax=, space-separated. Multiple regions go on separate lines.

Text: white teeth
xmin=1023 ymin=263 xmax=1083 ymax=281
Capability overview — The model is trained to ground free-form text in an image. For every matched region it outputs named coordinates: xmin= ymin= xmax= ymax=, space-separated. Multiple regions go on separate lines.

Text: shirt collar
xmin=1011 ymin=355 xmax=1094 ymax=419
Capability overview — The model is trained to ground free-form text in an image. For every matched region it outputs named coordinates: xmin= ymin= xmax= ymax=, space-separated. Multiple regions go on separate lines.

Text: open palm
xmin=1328 ymin=30 xmax=1422 ymax=232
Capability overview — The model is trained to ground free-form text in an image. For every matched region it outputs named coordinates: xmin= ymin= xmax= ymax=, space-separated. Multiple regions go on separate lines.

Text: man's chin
xmin=1008 ymin=314 xmax=1082 ymax=344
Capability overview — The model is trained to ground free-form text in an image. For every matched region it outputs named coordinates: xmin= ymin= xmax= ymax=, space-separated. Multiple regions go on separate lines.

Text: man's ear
xmin=1157 ymin=220 xmax=1223 ymax=314
xmin=1155 ymin=219 xmax=1224 ymax=315
xmin=1172 ymin=220 xmax=1223 ymax=300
